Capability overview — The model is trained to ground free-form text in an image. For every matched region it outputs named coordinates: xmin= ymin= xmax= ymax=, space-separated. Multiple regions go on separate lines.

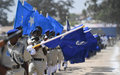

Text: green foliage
xmin=26 ymin=0 xmax=74 ymax=24
xmin=86 ymin=0 xmax=120 ymax=34
xmin=86 ymin=0 xmax=120 ymax=24
xmin=0 ymin=0 xmax=14 ymax=26
xmin=69 ymin=13 xmax=79 ymax=26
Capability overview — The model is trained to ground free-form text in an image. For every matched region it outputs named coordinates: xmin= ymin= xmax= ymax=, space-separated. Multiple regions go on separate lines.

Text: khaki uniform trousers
xmin=29 ymin=60 xmax=46 ymax=75
xmin=6 ymin=67 xmax=25 ymax=75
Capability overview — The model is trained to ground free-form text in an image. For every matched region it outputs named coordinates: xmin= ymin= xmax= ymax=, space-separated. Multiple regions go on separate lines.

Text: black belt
xmin=34 ymin=58 xmax=44 ymax=61
xmin=12 ymin=65 xmax=20 ymax=69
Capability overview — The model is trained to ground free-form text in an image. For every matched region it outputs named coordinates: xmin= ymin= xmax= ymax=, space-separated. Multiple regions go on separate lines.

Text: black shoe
xmin=44 ymin=69 xmax=47 ymax=74
xmin=58 ymin=69 xmax=61 ymax=71
xmin=52 ymin=73 xmax=54 ymax=75
xmin=64 ymin=67 xmax=67 ymax=71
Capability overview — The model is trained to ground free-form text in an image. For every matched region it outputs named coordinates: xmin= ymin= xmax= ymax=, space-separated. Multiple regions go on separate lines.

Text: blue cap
xmin=83 ymin=27 xmax=89 ymax=31
xmin=7 ymin=29 xmax=19 ymax=34
xmin=50 ymin=29 xmax=54 ymax=32
xmin=45 ymin=29 xmax=50 ymax=33
xmin=94 ymin=34 xmax=98 ymax=38
xmin=32 ymin=28 xmax=40 ymax=32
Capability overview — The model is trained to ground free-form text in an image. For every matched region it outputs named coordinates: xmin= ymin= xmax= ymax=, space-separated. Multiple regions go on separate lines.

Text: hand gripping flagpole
xmin=32 ymin=25 xmax=85 ymax=48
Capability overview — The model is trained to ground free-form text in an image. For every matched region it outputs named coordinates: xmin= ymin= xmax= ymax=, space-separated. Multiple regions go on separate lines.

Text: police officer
xmin=16 ymin=26 xmax=28 ymax=48
xmin=28 ymin=27 xmax=47 ymax=75
xmin=43 ymin=30 xmax=53 ymax=75
xmin=0 ymin=42 xmax=11 ymax=75
xmin=16 ymin=26 xmax=30 ymax=75
xmin=49 ymin=31 xmax=58 ymax=75
xmin=6 ymin=29 xmax=32 ymax=75
xmin=57 ymin=47 xmax=63 ymax=71
xmin=56 ymin=33 xmax=63 ymax=71
xmin=46 ymin=31 xmax=57 ymax=75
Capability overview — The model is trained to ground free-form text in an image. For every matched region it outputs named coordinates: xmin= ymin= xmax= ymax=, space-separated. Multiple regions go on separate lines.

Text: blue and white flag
xmin=60 ymin=27 xmax=87 ymax=62
xmin=66 ymin=19 xmax=71 ymax=31
xmin=26 ymin=11 xmax=54 ymax=35
xmin=35 ymin=14 xmax=54 ymax=34
xmin=83 ymin=27 xmax=98 ymax=50
xmin=14 ymin=0 xmax=35 ymax=35
xmin=46 ymin=15 xmax=63 ymax=34
xmin=44 ymin=37 xmax=61 ymax=48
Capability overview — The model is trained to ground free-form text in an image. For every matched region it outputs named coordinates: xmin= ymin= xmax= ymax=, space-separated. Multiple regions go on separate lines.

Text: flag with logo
xmin=60 ymin=27 xmax=87 ymax=63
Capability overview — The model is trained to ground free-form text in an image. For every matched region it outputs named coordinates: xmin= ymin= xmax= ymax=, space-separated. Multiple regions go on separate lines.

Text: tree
xmin=26 ymin=0 xmax=74 ymax=24
xmin=0 ymin=0 xmax=14 ymax=26
xmin=86 ymin=0 xmax=120 ymax=35
xmin=82 ymin=9 xmax=87 ymax=18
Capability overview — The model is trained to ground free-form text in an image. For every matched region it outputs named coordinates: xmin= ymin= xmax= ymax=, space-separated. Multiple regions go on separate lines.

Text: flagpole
xmin=23 ymin=0 xmax=24 ymax=5
xmin=46 ymin=13 xmax=49 ymax=17
xmin=32 ymin=25 xmax=85 ymax=48
xmin=40 ymin=11 xmax=42 ymax=14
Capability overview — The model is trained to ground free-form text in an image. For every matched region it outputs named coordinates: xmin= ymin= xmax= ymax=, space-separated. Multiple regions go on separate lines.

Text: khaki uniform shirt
xmin=0 ymin=45 xmax=12 ymax=68
xmin=57 ymin=49 xmax=63 ymax=64
xmin=51 ymin=49 xmax=58 ymax=66
xmin=7 ymin=41 xmax=32 ymax=66
xmin=46 ymin=51 xmax=53 ymax=66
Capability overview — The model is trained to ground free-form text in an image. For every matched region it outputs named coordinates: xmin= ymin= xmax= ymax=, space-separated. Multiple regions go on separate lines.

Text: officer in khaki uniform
xmin=6 ymin=29 xmax=32 ymax=75
xmin=28 ymin=27 xmax=47 ymax=75
xmin=46 ymin=49 xmax=54 ymax=75
xmin=57 ymin=47 xmax=63 ymax=71
xmin=29 ymin=46 xmax=47 ymax=75
xmin=49 ymin=31 xmax=58 ymax=75
xmin=53 ymin=49 xmax=58 ymax=72
xmin=0 ymin=45 xmax=12 ymax=75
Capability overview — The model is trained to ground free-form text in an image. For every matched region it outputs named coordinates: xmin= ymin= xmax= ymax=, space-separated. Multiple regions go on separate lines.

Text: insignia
xmin=76 ymin=41 xmax=87 ymax=46
xmin=29 ymin=17 xmax=34 ymax=27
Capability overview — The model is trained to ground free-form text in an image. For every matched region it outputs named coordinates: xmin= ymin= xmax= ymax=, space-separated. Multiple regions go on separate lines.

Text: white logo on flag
xmin=76 ymin=41 xmax=87 ymax=46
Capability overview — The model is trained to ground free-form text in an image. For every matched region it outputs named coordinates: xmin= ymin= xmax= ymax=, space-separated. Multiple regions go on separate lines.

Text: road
xmin=56 ymin=42 xmax=120 ymax=75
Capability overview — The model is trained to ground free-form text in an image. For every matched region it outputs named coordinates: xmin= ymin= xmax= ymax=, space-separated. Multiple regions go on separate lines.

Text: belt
xmin=34 ymin=58 xmax=44 ymax=61
xmin=12 ymin=65 xmax=20 ymax=69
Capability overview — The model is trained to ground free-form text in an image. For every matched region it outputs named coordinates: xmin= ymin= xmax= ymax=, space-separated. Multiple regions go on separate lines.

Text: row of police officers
xmin=0 ymin=26 xmax=67 ymax=75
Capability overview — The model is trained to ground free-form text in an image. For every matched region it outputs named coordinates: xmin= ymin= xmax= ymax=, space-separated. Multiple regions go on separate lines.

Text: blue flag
xmin=84 ymin=27 xmax=98 ymax=50
xmin=44 ymin=37 xmax=61 ymax=48
xmin=83 ymin=27 xmax=98 ymax=58
xmin=46 ymin=15 xmax=63 ymax=34
xmin=35 ymin=13 xmax=54 ymax=34
xmin=14 ymin=0 xmax=35 ymax=35
xmin=66 ymin=19 xmax=71 ymax=31
xmin=60 ymin=27 xmax=87 ymax=62
xmin=26 ymin=11 xmax=54 ymax=35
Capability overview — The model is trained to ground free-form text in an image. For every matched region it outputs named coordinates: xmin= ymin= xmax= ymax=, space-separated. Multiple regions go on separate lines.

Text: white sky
xmin=7 ymin=0 xmax=87 ymax=22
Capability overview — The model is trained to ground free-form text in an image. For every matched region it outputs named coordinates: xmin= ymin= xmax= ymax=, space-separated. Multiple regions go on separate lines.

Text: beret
xmin=7 ymin=29 xmax=19 ymax=34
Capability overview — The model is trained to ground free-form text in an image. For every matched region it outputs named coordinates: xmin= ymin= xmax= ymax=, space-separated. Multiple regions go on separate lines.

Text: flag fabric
xmin=44 ymin=37 xmax=61 ymax=48
xmin=34 ymin=13 xmax=54 ymax=34
xmin=14 ymin=0 xmax=35 ymax=35
xmin=83 ymin=27 xmax=98 ymax=50
xmin=25 ymin=10 xmax=38 ymax=35
xmin=60 ymin=27 xmax=87 ymax=62
xmin=25 ymin=10 xmax=54 ymax=35
xmin=83 ymin=27 xmax=98 ymax=58
xmin=84 ymin=27 xmax=98 ymax=50
xmin=46 ymin=15 xmax=63 ymax=34
xmin=66 ymin=19 xmax=71 ymax=31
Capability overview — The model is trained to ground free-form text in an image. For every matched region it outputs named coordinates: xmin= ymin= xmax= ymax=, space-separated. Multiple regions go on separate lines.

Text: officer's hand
xmin=34 ymin=45 xmax=42 ymax=50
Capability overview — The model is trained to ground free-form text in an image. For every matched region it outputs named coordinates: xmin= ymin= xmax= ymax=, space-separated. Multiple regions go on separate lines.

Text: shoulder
xmin=16 ymin=42 xmax=25 ymax=48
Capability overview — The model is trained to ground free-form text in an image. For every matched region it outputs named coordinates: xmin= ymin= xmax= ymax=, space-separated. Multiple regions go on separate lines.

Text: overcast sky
xmin=7 ymin=0 xmax=87 ymax=22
